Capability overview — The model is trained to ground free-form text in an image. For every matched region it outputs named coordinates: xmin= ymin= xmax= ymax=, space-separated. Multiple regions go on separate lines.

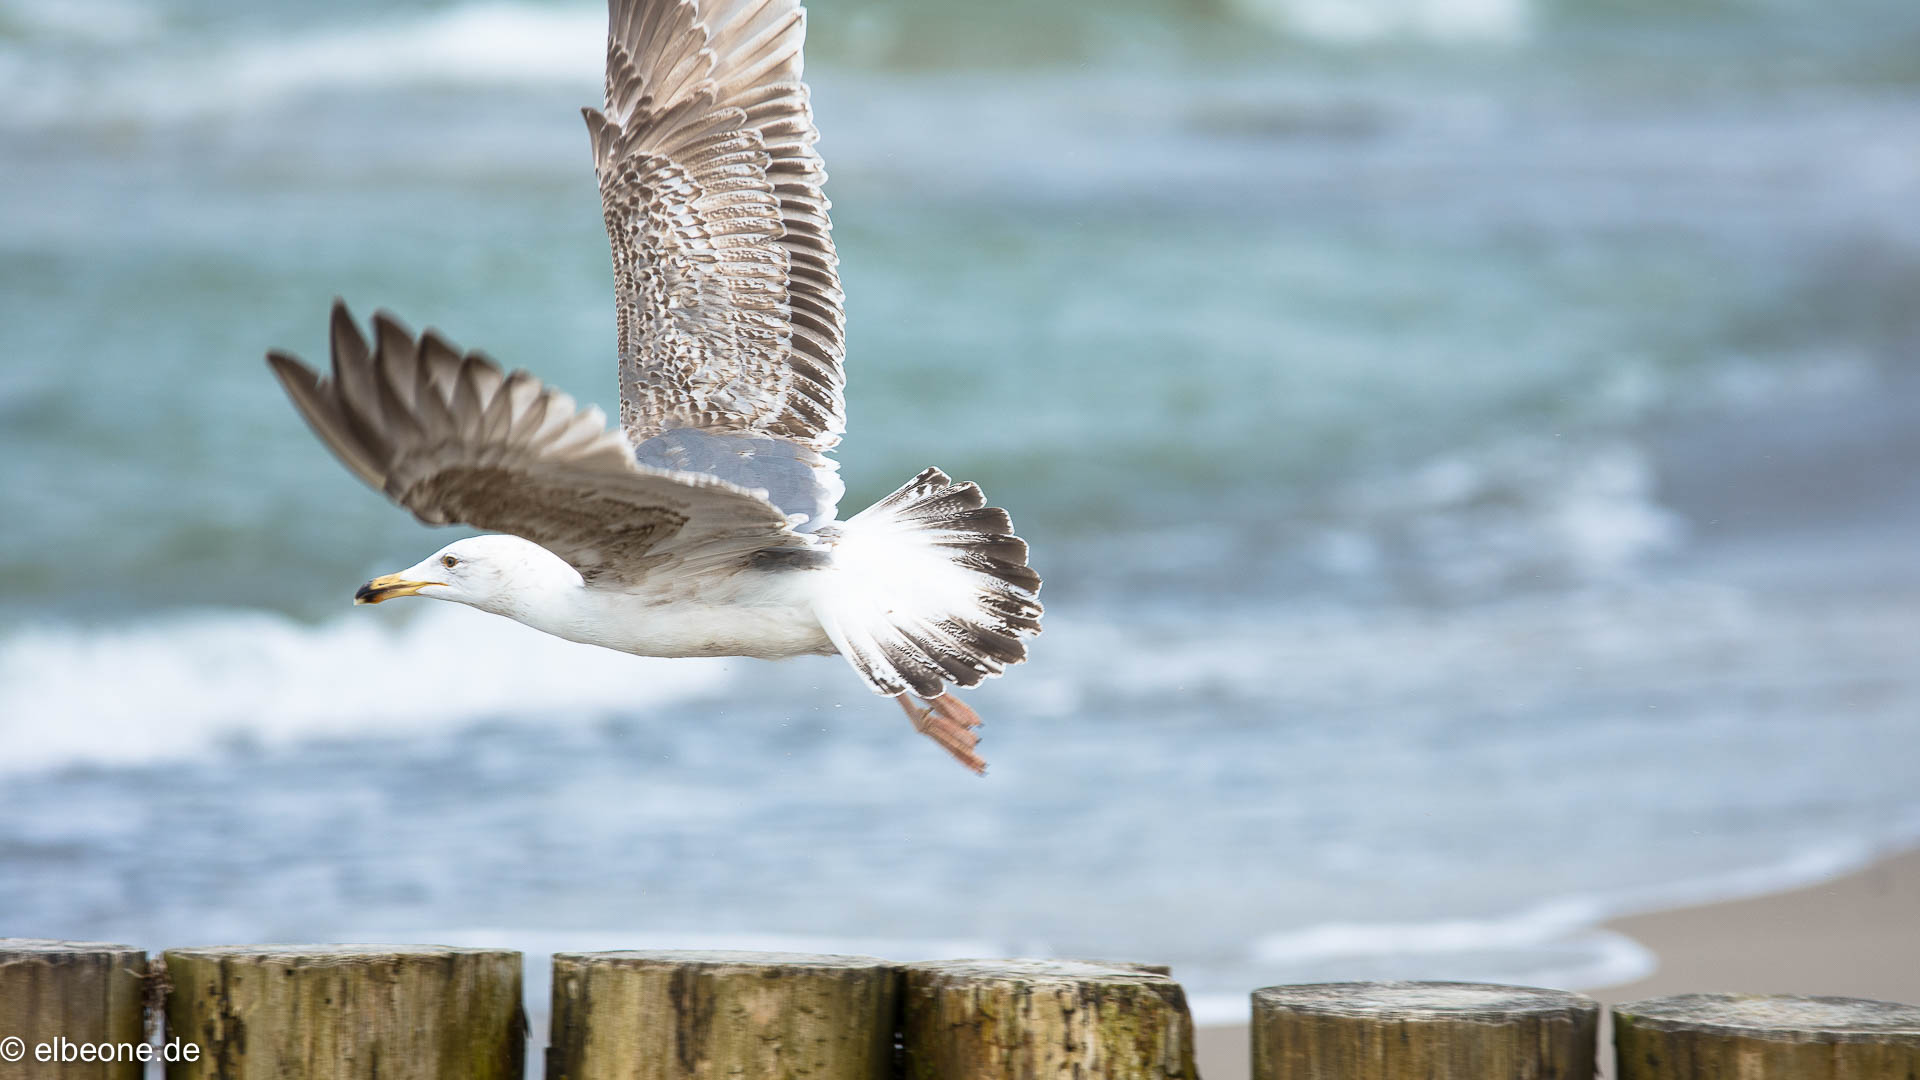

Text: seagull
xmin=266 ymin=0 xmax=1041 ymax=773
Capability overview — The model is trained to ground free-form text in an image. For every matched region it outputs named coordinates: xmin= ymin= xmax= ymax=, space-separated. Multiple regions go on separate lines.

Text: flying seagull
xmin=267 ymin=0 xmax=1041 ymax=772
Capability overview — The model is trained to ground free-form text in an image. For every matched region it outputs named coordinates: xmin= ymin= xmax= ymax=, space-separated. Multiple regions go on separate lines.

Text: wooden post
xmin=899 ymin=958 xmax=1197 ymax=1080
xmin=546 ymin=950 xmax=898 ymax=1080
xmin=1252 ymin=981 xmax=1598 ymax=1080
xmin=161 ymin=944 xmax=524 ymax=1080
xmin=0 ymin=939 xmax=148 ymax=1080
xmin=1613 ymin=994 xmax=1920 ymax=1079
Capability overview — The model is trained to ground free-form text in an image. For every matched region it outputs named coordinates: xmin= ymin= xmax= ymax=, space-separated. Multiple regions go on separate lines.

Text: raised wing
xmin=268 ymin=302 xmax=806 ymax=585
xmin=586 ymin=0 xmax=846 ymax=526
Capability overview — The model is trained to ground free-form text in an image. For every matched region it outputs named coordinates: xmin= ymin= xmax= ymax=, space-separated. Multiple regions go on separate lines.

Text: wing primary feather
xmin=474 ymin=361 xmax=518 ymax=445
xmin=449 ymin=354 xmax=486 ymax=439
xmin=267 ymin=350 xmax=386 ymax=489
xmin=327 ymin=299 xmax=387 ymax=434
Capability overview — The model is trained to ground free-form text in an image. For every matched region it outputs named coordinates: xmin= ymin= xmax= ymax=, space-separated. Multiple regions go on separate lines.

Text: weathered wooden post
xmin=1252 ymin=981 xmax=1598 ymax=1080
xmin=546 ymin=950 xmax=898 ymax=1080
xmin=1613 ymin=994 xmax=1920 ymax=1079
xmin=899 ymin=958 xmax=1197 ymax=1080
xmin=161 ymin=944 xmax=524 ymax=1079
xmin=0 ymin=939 xmax=148 ymax=1080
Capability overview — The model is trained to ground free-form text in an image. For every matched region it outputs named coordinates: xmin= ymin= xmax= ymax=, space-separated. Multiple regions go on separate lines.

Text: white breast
xmin=521 ymin=570 xmax=836 ymax=660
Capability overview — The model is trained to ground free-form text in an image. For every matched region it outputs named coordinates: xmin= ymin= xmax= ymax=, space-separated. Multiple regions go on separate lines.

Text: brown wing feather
xmin=268 ymin=301 xmax=805 ymax=585
xmin=587 ymin=0 xmax=846 ymax=452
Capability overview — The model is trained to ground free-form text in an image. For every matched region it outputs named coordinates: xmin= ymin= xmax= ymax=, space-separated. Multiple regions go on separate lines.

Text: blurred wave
xmin=0 ymin=605 xmax=730 ymax=773
xmin=1228 ymin=0 xmax=1532 ymax=44
xmin=7 ymin=0 xmax=1920 ymax=131
xmin=0 ymin=4 xmax=600 ymax=127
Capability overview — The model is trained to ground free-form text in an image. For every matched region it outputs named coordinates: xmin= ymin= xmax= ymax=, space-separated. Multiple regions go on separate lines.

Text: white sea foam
xmin=1232 ymin=897 xmax=1654 ymax=1023
xmin=215 ymin=5 xmax=603 ymax=98
xmin=1228 ymin=0 xmax=1533 ymax=44
xmin=1253 ymin=896 xmax=1615 ymax=965
xmin=1328 ymin=439 xmax=1687 ymax=598
xmin=0 ymin=605 xmax=731 ymax=773
xmin=0 ymin=3 xmax=604 ymax=127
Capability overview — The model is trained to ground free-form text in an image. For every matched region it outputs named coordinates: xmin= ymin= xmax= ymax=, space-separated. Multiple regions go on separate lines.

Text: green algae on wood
xmin=160 ymin=944 xmax=523 ymax=1079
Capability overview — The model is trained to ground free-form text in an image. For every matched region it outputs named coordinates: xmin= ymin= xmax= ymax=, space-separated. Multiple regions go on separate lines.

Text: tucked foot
xmin=896 ymin=693 xmax=987 ymax=775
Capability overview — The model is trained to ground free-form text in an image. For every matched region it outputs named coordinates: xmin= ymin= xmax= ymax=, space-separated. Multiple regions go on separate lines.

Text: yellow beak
xmin=354 ymin=574 xmax=439 ymax=605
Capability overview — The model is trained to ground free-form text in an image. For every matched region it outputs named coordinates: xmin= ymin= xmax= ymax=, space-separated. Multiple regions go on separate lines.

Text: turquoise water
xmin=3 ymin=0 xmax=1919 ymax=1018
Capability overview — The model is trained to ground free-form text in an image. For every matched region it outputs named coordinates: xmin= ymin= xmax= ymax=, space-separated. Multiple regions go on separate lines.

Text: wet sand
xmin=1588 ymin=845 xmax=1920 ymax=1005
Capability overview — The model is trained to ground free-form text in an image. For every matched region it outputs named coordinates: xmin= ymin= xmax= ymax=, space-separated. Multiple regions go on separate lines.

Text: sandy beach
xmin=1193 ymin=845 xmax=1920 ymax=1080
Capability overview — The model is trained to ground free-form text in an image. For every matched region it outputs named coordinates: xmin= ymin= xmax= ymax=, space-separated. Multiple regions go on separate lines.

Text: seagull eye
xmin=441 ymin=555 xmax=459 ymax=569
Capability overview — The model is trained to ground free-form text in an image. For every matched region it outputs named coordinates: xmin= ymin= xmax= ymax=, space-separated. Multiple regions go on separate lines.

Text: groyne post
xmin=0 ymin=939 xmax=148 ymax=1080
xmin=546 ymin=950 xmax=898 ymax=1080
xmin=1252 ymin=980 xmax=1599 ymax=1080
xmin=899 ymin=958 xmax=1197 ymax=1080
xmin=1613 ymin=993 xmax=1920 ymax=1079
xmin=161 ymin=944 xmax=524 ymax=1079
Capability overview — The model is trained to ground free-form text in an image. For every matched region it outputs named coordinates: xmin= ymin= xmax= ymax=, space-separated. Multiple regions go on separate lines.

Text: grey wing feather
xmin=588 ymin=0 xmax=846 ymax=524
xmin=268 ymin=301 xmax=807 ymax=585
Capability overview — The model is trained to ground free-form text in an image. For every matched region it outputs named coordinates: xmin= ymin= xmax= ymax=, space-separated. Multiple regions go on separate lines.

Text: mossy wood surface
xmin=1614 ymin=994 xmax=1920 ymax=1079
xmin=0 ymin=939 xmax=148 ymax=1080
xmin=900 ymin=958 xmax=1197 ymax=1080
xmin=161 ymin=944 xmax=524 ymax=1080
xmin=1252 ymin=981 xmax=1598 ymax=1080
xmin=546 ymin=950 xmax=898 ymax=1080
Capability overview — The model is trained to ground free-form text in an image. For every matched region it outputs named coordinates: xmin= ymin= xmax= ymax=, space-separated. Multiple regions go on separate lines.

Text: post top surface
xmin=553 ymin=949 xmax=891 ymax=970
xmin=1617 ymin=994 xmax=1920 ymax=1040
xmin=164 ymin=944 xmax=519 ymax=961
xmin=1254 ymin=981 xmax=1596 ymax=1019
xmin=0 ymin=938 xmax=142 ymax=955
xmin=907 ymin=958 xmax=1177 ymax=985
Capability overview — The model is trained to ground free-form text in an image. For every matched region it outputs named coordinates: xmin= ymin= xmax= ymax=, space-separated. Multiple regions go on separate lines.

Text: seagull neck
xmin=501 ymin=578 xmax=597 ymax=640
xmin=479 ymin=546 xmax=595 ymax=638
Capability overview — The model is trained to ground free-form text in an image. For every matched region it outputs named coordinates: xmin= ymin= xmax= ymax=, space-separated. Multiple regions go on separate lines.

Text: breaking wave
xmin=0 ymin=604 xmax=731 ymax=773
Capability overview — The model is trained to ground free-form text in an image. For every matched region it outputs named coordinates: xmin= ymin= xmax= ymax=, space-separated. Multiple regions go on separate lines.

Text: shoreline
xmin=1193 ymin=843 xmax=1920 ymax=1080
xmin=1585 ymin=843 xmax=1920 ymax=1005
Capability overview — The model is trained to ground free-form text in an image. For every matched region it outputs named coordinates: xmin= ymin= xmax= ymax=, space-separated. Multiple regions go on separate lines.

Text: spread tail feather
xmin=814 ymin=467 xmax=1043 ymax=702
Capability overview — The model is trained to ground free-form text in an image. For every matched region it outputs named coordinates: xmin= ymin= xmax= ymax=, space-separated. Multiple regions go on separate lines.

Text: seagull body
xmin=361 ymin=534 xmax=832 ymax=660
xmin=269 ymin=0 xmax=1042 ymax=772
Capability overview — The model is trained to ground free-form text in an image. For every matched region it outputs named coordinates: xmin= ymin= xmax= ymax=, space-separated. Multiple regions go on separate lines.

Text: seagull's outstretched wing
xmin=586 ymin=0 xmax=846 ymax=528
xmin=268 ymin=303 xmax=806 ymax=585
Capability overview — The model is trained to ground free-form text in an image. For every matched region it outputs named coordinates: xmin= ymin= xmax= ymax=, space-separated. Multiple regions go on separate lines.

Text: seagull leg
xmin=896 ymin=693 xmax=987 ymax=775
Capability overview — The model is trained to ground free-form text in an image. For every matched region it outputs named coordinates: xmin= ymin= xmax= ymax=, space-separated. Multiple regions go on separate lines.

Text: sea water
xmin=3 ymin=0 xmax=1919 ymax=1022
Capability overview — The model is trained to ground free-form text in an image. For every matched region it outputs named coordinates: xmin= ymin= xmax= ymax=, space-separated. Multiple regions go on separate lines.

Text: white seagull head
xmin=354 ymin=534 xmax=580 ymax=617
